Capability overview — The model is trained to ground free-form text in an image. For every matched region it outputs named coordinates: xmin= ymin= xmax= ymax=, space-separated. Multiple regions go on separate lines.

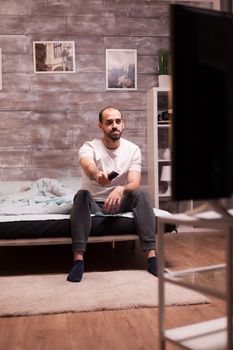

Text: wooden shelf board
xmin=164 ymin=317 xmax=227 ymax=350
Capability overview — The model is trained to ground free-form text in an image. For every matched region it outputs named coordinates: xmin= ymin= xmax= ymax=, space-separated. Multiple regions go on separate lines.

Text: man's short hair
xmin=99 ymin=106 xmax=122 ymax=123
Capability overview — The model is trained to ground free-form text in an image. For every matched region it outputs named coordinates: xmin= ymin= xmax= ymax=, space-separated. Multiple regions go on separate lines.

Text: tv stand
xmin=157 ymin=204 xmax=233 ymax=350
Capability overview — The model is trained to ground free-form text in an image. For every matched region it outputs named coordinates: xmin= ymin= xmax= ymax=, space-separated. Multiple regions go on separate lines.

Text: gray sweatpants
xmin=70 ymin=189 xmax=156 ymax=252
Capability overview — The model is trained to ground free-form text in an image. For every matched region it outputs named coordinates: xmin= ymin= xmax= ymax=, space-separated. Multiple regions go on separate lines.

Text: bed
xmin=0 ymin=177 xmax=174 ymax=247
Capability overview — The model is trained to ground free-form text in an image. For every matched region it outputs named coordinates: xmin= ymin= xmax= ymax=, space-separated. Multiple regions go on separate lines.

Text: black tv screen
xmin=170 ymin=4 xmax=233 ymax=201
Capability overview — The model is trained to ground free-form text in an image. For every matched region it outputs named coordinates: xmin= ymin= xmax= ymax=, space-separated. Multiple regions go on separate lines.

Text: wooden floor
xmin=0 ymin=228 xmax=226 ymax=350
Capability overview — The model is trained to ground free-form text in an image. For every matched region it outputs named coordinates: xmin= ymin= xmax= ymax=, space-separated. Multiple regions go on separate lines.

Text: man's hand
xmin=104 ymin=186 xmax=124 ymax=213
xmin=95 ymin=171 xmax=111 ymax=186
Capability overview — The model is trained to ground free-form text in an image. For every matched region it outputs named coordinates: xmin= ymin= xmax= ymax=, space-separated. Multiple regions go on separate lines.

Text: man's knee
xmin=131 ymin=188 xmax=150 ymax=202
xmin=74 ymin=189 xmax=92 ymax=202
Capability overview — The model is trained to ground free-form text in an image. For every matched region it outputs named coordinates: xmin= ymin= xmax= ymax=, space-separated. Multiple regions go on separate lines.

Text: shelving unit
xmin=157 ymin=207 xmax=233 ymax=350
xmin=147 ymin=87 xmax=171 ymax=209
xmin=147 ymin=86 xmax=194 ymax=214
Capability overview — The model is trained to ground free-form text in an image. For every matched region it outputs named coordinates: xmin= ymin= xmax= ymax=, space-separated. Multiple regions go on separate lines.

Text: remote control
xmin=108 ymin=171 xmax=119 ymax=180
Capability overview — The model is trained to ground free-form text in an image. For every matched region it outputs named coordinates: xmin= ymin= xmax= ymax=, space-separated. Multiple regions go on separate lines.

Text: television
xmin=170 ymin=4 xmax=233 ymax=202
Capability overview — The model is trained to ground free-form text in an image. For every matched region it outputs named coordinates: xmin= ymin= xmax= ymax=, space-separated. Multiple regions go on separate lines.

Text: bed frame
xmin=0 ymin=178 xmax=140 ymax=248
xmin=0 ymin=234 xmax=139 ymax=248
xmin=0 ymin=179 xmax=176 ymax=249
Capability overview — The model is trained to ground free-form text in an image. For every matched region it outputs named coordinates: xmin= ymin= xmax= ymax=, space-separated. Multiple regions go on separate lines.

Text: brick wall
xmin=0 ymin=0 xmax=216 ymax=182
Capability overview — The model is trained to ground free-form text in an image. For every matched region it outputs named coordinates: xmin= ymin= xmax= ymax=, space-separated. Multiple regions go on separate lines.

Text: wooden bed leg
xmin=131 ymin=240 xmax=136 ymax=251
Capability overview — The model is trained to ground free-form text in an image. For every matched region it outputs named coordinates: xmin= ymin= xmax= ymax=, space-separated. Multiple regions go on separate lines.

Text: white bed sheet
xmin=0 ymin=214 xmax=70 ymax=223
xmin=0 ymin=208 xmax=172 ymax=223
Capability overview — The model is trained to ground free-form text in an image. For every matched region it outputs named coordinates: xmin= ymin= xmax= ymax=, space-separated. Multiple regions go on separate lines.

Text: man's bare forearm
xmin=121 ymin=182 xmax=140 ymax=194
xmin=84 ymin=163 xmax=99 ymax=180
xmin=80 ymin=157 xmax=99 ymax=180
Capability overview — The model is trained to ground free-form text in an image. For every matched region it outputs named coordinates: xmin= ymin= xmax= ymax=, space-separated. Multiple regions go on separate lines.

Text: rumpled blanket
xmin=0 ymin=178 xmax=76 ymax=215
xmin=0 ymin=178 xmax=176 ymax=226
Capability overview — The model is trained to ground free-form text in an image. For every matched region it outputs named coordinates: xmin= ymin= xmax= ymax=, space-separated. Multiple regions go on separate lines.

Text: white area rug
xmin=0 ymin=270 xmax=209 ymax=317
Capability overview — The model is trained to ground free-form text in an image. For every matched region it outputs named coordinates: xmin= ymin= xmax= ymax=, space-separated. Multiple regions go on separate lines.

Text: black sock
xmin=147 ymin=256 xmax=158 ymax=277
xmin=67 ymin=260 xmax=84 ymax=282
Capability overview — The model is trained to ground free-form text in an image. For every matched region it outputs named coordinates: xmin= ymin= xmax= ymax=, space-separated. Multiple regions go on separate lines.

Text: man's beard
xmin=107 ymin=130 xmax=122 ymax=141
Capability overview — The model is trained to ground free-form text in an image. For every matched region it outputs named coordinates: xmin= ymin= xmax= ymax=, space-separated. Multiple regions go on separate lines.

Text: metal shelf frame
xmin=157 ymin=206 xmax=233 ymax=349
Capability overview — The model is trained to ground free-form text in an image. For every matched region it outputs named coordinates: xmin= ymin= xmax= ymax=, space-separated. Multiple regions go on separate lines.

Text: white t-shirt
xmin=79 ymin=137 xmax=141 ymax=201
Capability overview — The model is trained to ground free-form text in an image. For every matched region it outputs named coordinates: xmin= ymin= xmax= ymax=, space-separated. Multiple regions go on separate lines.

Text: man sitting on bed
xmin=67 ymin=106 xmax=157 ymax=282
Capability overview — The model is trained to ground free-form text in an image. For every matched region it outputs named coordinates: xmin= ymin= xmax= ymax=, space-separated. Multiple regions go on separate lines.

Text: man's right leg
xmin=67 ymin=190 xmax=101 ymax=282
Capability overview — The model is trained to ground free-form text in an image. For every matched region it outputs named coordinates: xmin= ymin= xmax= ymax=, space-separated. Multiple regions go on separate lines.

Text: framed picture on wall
xmin=106 ymin=49 xmax=137 ymax=90
xmin=33 ymin=41 xmax=75 ymax=73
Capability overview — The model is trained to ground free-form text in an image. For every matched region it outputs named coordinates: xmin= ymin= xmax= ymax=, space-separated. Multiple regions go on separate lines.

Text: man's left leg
xmin=118 ymin=189 xmax=157 ymax=276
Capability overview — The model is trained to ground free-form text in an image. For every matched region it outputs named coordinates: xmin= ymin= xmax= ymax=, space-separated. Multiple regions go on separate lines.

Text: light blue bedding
xmin=0 ymin=177 xmax=173 ymax=220
xmin=0 ymin=178 xmax=76 ymax=215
